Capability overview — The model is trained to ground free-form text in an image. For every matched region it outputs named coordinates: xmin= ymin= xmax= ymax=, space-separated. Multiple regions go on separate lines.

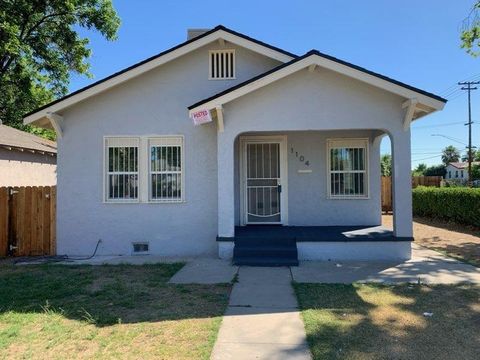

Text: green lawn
xmin=294 ymin=283 xmax=480 ymax=360
xmin=0 ymin=263 xmax=231 ymax=359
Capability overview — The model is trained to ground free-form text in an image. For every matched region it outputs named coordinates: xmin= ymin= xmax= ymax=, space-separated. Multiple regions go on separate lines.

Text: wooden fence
xmin=381 ymin=176 xmax=442 ymax=213
xmin=412 ymin=176 xmax=442 ymax=188
xmin=0 ymin=186 xmax=56 ymax=257
xmin=381 ymin=176 xmax=393 ymax=213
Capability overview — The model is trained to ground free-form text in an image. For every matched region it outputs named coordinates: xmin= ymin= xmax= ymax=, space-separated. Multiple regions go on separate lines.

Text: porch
xmin=232 ymin=224 xmax=399 ymax=242
xmin=219 ymin=224 xmax=412 ymax=265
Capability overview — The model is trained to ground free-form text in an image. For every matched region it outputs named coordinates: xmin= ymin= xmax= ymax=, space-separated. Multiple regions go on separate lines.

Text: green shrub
xmin=412 ymin=186 xmax=480 ymax=226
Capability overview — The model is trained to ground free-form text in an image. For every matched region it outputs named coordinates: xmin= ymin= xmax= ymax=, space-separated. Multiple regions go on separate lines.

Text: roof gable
xmin=24 ymin=25 xmax=296 ymax=127
xmin=189 ymin=50 xmax=446 ymax=118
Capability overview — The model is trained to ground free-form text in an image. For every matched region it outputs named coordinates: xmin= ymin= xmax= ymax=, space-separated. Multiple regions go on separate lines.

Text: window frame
xmin=147 ymin=136 xmax=185 ymax=203
xmin=208 ymin=49 xmax=236 ymax=80
xmin=103 ymin=136 xmax=141 ymax=203
xmin=103 ymin=135 xmax=185 ymax=204
xmin=326 ymin=138 xmax=369 ymax=200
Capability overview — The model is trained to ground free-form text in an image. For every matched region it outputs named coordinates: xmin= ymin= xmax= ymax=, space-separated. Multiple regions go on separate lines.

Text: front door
xmin=243 ymin=138 xmax=286 ymax=224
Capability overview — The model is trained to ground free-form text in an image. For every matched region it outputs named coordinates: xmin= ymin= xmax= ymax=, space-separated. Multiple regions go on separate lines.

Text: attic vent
xmin=132 ymin=242 xmax=149 ymax=253
xmin=209 ymin=50 xmax=235 ymax=80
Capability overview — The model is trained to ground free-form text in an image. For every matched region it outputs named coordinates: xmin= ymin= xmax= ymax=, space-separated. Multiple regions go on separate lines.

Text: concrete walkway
xmin=292 ymin=243 xmax=480 ymax=284
xmin=169 ymin=258 xmax=238 ymax=284
xmin=211 ymin=267 xmax=311 ymax=360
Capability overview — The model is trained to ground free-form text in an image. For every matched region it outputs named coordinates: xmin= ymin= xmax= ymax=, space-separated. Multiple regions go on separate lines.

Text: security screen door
xmin=245 ymin=142 xmax=282 ymax=224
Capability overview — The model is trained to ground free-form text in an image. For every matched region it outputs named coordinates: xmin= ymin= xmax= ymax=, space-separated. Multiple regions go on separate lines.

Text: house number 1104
xmin=291 ymin=147 xmax=310 ymax=166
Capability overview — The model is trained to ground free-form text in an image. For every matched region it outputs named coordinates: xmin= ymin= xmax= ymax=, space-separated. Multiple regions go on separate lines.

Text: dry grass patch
xmin=294 ymin=283 xmax=480 ymax=360
xmin=0 ymin=263 xmax=231 ymax=359
xmin=383 ymin=215 xmax=480 ymax=267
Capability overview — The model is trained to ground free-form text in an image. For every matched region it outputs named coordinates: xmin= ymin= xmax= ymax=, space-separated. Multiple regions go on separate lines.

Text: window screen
xmin=149 ymin=137 xmax=183 ymax=202
xmin=105 ymin=137 xmax=139 ymax=201
xmin=328 ymin=139 xmax=368 ymax=198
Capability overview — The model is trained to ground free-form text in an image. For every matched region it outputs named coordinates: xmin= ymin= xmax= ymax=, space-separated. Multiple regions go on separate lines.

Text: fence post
xmin=0 ymin=188 xmax=8 ymax=257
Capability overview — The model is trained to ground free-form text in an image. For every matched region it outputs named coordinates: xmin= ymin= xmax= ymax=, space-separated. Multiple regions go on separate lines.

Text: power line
xmin=440 ymin=73 xmax=480 ymax=97
xmin=411 ymin=154 xmax=443 ymax=162
xmin=431 ymin=134 xmax=468 ymax=146
xmin=412 ymin=121 xmax=468 ymax=129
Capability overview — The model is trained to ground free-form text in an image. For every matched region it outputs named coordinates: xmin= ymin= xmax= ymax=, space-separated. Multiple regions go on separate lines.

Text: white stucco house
xmin=23 ymin=26 xmax=446 ymax=265
xmin=446 ymin=162 xmax=479 ymax=181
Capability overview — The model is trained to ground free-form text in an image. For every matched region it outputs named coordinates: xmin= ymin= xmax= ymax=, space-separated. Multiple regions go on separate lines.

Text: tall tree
xmin=412 ymin=163 xmax=427 ymax=176
xmin=380 ymin=154 xmax=392 ymax=176
xmin=0 ymin=0 xmax=120 ymax=137
xmin=441 ymin=145 xmax=461 ymax=165
xmin=424 ymin=164 xmax=447 ymax=177
xmin=462 ymin=148 xmax=478 ymax=162
xmin=461 ymin=1 xmax=480 ymax=55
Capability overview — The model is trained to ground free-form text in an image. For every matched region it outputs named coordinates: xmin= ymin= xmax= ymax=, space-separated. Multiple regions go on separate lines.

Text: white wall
xmin=55 ymin=39 xmax=414 ymax=257
xmin=218 ymin=67 xmax=411 ymax=238
xmin=0 ymin=149 xmax=56 ymax=186
xmin=233 ymin=130 xmax=381 ymax=227
xmin=56 ymin=42 xmax=281 ymax=256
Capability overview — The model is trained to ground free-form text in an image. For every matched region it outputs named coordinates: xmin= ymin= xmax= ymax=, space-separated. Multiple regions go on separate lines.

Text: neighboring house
xmin=446 ymin=162 xmax=480 ymax=180
xmin=0 ymin=124 xmax=56 ymax=186
xmin=23 ymin=26 xmax=445 ymax=263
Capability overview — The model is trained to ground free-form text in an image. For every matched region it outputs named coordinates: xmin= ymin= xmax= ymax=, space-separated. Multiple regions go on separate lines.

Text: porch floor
xmin=233 ymin=225 xmax=404 ymax=242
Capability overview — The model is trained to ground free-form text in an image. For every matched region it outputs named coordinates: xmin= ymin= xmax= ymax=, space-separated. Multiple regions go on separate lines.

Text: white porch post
xmin=391 ymin=129 xmax=413 ymax=238
xmin=217 ymin=132 xmax=235 ymax=238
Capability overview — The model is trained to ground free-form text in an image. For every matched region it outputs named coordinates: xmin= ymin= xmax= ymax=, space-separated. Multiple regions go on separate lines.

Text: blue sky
xmin=70 ymin=0 xmax=480 ymax=168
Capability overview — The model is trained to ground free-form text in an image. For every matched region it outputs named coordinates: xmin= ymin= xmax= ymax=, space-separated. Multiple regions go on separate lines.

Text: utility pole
xmin=458 ymin=81 xmax=479 ymax=185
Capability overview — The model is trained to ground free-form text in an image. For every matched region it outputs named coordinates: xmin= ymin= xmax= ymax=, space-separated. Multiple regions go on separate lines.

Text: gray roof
xmin=0 ymin=124 xmax=56 ymax=154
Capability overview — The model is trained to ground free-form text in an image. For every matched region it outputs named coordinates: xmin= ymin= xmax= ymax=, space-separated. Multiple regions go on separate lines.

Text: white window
xmin=209 ymin=50 xmax=235 ymax=79
xmin=327 ymin=139 xmax=369 ymax=199
xmin=105 ymin=137 xmax=139 ymax=202
xmin=149 ymin=137 xmax=184 ymax=202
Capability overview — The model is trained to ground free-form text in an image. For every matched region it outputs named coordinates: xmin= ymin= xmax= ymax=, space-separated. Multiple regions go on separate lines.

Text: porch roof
xmin=189 ymin=50 xmax=447 ymax=121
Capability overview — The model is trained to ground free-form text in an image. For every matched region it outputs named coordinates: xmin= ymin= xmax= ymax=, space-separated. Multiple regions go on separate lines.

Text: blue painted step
xmin=233 ymin=236 xmax=299 ymax=267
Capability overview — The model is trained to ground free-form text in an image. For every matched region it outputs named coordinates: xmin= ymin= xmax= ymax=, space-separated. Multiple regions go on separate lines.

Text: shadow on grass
xmin=294 ymin=282 xmax=480 ymax=360
xmin=0 ymin=263 xmax=231 ymax=327
xmin=422 ymin=241 xmax=480 ymax=267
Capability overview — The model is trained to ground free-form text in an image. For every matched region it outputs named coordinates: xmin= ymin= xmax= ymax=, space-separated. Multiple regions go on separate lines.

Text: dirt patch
xmin=383 ymin=215 xmax=480 ymax=267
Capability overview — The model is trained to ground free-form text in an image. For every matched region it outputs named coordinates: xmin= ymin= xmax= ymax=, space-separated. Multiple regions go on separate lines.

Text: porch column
xmin=217 ymin=132 xmax=235 ymax=238
xmin=391 ymin=129 xmax=413 ymax=238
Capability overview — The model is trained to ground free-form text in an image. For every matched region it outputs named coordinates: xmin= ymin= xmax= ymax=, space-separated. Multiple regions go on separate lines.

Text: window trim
xmin=147 ymin=136 xmax=185 ymax=203
xmin=326 ymin=138 xmax=369 ymax=200
xmin=208 ymin=49 xmax=236 ymax=80
xmin=103 ymin=136 xmax=141 ymax=204
xmin=103 ymin=135 xmax=185 ymax=204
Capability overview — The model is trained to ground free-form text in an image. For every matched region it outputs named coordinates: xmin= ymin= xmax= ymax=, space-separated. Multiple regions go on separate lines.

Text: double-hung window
xmin=149 ymin=137 xmax=184 ymax=202
xmin=104 ymin=136 xmax=184 ymax=203
xmin=327 ymin=139 xmax=369 ymax=199
xmin=105 ymin=137 xmax=139 ymax=202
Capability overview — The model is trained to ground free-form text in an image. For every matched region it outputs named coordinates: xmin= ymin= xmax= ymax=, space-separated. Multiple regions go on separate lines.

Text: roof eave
xmin=24 ymin=25 xmax=296 ymax=127
xmin=188 ymin=51 xmax=446 ymax=117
